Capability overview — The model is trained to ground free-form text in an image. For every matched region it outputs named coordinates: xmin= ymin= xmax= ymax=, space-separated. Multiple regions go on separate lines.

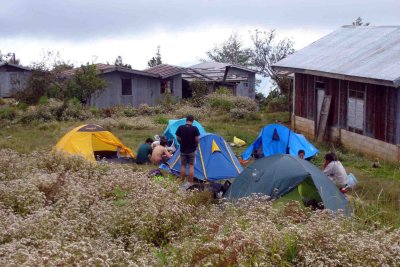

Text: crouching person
xmin=151 ymin=139 xmax=171 ymax=165
xmin=323 ymin=152 xmax=349 ymax=189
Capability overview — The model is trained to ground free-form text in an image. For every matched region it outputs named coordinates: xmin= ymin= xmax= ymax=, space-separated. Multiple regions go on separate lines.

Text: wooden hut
xmin=273 ymin=26 xmax=400 ymax=162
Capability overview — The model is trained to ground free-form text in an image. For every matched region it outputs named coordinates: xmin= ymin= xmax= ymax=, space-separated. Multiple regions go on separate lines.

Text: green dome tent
xmin=225 ymin=154 xmax=351 ymax=215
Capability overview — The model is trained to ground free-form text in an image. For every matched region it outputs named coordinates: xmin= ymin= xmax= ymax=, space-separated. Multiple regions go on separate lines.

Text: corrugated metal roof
xmin=141 ymin=61 xmax=254 ymax=83
xmin=190 ymin=62 xmax=230 ymax=70
xmin=187 ymin=61 xmax=255 ymax=82
xmin=63 ymin=63 xmax=160 ymax=78
xmin=144 ymin=64 xmax=186 ymax=78
xmin=191 ymin=61 xmax=257 ymax=73
xmin=273 ymin=26 xmax=400 ymax=87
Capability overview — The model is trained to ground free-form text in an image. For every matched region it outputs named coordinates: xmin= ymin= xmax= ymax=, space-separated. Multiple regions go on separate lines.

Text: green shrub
xmin=0 ymin=106 xmax=17 ymax=120
xmin=154 ymin=114 xmax=168 ymax=125
xmin=96 ymin=117 xmax=157 ymax=130
xmin=234 ymin=96 xmax=257 ymax=111
xmin=122 ymin=106 xmax=138 ymax=117
xmin=18 ymin=99 xmax=65 ymax=123
xmin=17 ymin=102 xmax=28 ymax=111
xmin=229 ymin=108 xmax=252 ymax=119
xmin=138 ymin=104 xmax=154 ymax=116
xmin=215 ymin=86 xmax=233 ymax=95
xmin=190 ymin=80 xmax=209 ymax=107
xmin=174 ymin=105 xmax=208 ymax=120
xmin=61 ymin=99 xmax=91 ymax=120
xmin=90 ymin=107 xmax=100 ymax=117
xmin=39 ymin=95 xmax=49 ymax=105
xmin=267 ymin=96 xmax=288 ymax=112
xmin=206 ymin=94 xmax=234 ymax=111
xmin=158 ymin=92 xmax=179 ymax=109
xmin=137 ymin=104 xmax=164 ymax=116
xmin=0 ymin=98 xmax=5 ymax=105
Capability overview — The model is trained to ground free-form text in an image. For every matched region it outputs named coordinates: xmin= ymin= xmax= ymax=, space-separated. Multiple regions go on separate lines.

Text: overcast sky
xmin=1 ymin=0 xmax=399 ymax=93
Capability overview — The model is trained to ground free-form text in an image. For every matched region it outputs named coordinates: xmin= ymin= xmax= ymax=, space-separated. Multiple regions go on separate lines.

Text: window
xmin=161 ymin=79 xmax=173 ymax=94
xmin=347 ymin=88 xmax=365 ymax=134
xmin=121 ymin=79 xmax=132 ymax=95
xmin=242 ymin=82 xmax=249 ymax=88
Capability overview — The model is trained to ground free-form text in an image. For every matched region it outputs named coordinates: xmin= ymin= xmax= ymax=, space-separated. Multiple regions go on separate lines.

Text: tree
xmin=352 ymin=17 xmax=370 ymax=26
xmin=0 ymin=51 xmax=20 ymax=65
xmin=147 ymin=46 xmax=162 ymax=67
xmin=114 ymin=56 xmax=132 ymax=69
xmin=250 ymin=29 xmax=295 ymax=96
xmin=65 ymin=63 xmax=107 ymax=104
xmin=205 ymin=32 xmax=253 ymax=66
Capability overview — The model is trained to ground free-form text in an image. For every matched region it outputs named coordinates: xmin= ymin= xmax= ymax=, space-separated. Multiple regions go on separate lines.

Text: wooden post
xmin=316 ymin=95 xmax=332 ymax=142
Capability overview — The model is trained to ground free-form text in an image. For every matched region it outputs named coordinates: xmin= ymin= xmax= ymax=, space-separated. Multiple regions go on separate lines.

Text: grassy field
xmin=1 ymin=103 xmax=400 ymax=265
xmin=1 ymin=110 xmax=399 ymax=226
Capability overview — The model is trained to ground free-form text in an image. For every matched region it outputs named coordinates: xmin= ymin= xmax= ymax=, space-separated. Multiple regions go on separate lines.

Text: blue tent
xmin=242 ymin=124 xmax=318 ymax=160
xmin=163 ymin=118 xmax=206 ymax=149
xmin=165 ymin=133 xmax=243 ymax=181
xmin=225 ymin=154 xmax=352 ymax=216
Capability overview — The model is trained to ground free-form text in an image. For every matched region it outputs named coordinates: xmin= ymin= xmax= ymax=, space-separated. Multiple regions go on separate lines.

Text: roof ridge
xmin=342 ymin=25 xmax=400 ymax=29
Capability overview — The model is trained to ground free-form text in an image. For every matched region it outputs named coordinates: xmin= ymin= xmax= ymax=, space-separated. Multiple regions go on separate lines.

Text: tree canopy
xmin=147 ymin=46 xmax=162 ymax=67
xmin=205 ymin=33 xmax=253 ymax=66
xmin=0 ymin=51 xmax=20 ymax=65
xmin=352 ymin=17 xmax=370 ymax=26
xmin=205 ymin=30 xmax=295 ymax=96
xmin=114 ymin=56 xmax=132 ymax=69
xmin=65 ymin=63 xmax=107 ymax=104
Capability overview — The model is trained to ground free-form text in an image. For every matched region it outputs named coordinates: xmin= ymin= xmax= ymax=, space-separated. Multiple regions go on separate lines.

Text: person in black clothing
xmin=176 ymin=115 xmax=200 ymax=189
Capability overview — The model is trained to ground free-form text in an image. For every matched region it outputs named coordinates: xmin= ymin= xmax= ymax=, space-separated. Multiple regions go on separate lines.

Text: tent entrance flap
xmin=54 ymin=124 xmax=134 ymax=162
xmin=92 ymin=134 xmax=118 ymax=152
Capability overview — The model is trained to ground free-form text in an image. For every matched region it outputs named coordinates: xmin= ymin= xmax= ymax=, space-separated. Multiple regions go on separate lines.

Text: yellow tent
xmin=55 ymin=124 xmax=134 ymax=162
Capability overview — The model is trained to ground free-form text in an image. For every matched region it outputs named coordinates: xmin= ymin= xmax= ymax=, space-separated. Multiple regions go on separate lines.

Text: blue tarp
xmin=242 ymin=124 xmax=318 ymax=160
xmin=163 ymin=118 xmax=206 ymax=150
xmin=165 ymin=133 xmax=243 ymax=181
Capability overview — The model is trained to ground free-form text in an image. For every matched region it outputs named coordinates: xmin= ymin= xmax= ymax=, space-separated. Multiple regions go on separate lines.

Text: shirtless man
xmin=151 ymin=139 xmax=171 ymax=164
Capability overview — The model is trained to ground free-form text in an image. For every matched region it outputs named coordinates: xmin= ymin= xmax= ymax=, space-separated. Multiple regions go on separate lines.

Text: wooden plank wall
xmin=365 ymin=84 xmax=397 ymax=144
xmin=294 ymin=73 xmax=398 ymax=145
xmin=339 ymin=80 xmax=348 ymax=129
xmin=316 ymin=76 xmax=339 ymax=127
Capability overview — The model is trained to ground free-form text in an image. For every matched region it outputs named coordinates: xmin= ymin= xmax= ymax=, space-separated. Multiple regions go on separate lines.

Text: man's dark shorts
xmin=181 ymin=152 xmax=196 ymax=166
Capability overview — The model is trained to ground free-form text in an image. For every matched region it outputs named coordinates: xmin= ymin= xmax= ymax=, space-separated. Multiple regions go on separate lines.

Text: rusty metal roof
xmin=144 ymin=64 xmax=186 ymax=79
xmin=63 ymin=63 xmax=160 ymax=78
xmin=273 ymin=26 xmax=400 ymax=87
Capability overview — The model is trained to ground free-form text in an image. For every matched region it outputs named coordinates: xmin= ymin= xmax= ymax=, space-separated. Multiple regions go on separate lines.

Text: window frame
xmin=347 ymin=87 xmax=365 ymax=134
xmin=121 ymin=78 xmax=132 ymax=96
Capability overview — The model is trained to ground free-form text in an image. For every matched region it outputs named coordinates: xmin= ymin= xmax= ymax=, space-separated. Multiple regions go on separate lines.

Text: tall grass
xmin=0 ymin=150 xmax=399 ymax=266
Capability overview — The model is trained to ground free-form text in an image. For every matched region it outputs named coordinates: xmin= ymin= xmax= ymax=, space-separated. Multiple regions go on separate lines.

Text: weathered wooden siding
xmin=0 ymin=71 xmax=31 ymax=98
xmin=91 ymin=72 xmax=161 ymax=108
xmin=397 ymin=88 xmax=400 ymax=144
xmin=172 ymin=75 xmax=182 ymax=98
xmin=294 ymin=73 xmax=399 ymax=145
xmin=294 ymin=73 xmax=314 ymax=120
xmin=339 ymin=80 xmax=347 ymax=129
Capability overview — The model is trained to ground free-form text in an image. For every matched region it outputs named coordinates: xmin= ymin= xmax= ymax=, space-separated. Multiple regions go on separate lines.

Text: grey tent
xmin=225 ymin=154 xmax=351 ymax=215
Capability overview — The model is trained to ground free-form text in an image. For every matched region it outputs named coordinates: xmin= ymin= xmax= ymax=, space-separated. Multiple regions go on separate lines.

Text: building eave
xmin=272 ymin=66 xmax=397 ymax=88
xmin=0 ymin=62 xmax=31 ymax=71
xmin=100 ymin=67 xmax=161 ymax=78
